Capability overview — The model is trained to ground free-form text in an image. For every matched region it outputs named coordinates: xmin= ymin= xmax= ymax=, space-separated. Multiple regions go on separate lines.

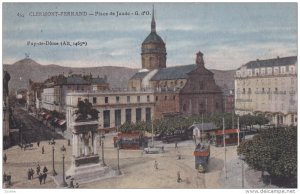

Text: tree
xmin=237 ymin=126 xmax=297 ymax=187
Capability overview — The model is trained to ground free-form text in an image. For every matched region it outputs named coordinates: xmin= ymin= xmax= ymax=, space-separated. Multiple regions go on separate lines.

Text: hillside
xmin=3 ymin=58 xmax=235 ymax=92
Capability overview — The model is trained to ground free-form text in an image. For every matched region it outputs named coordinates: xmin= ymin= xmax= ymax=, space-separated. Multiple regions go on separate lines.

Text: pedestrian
xmin=30 ymin=168 xmax=35 ymax=179
xmin=43 ymin=166 xmax=48 ymax=173
xmin=177 ymin=171 xmax=182 ymax=183
xmin=68 ymin=139 xmax=71 ymax=146
xmin=27 ymin=168 xmax=31 ymax=180
xmin=37 ymin=140 xmax=40 ymax=147
xmin=175 ymin=142 xmax=178 ymax=149
xmin=75 ymin=182 xmax=79 ymax=188
xmin=3 ymin=153 xmax=7 ymax=164
xmin=42 ymin=146 xmax=44 ymax=154
xmin=69 ymin=178 xmax=74 ymax=188
xmin=36 ymin=163 xmax=40 ymax=175
xmin=38 ymin=173 xmax=43 ymax=185
xmin=154 ymin=160 xmax=158 ymax=170
xmin=177 ymin=152 xmax=181 ymax=160
xmin=42 ymin=173 xmax=47 ymax=184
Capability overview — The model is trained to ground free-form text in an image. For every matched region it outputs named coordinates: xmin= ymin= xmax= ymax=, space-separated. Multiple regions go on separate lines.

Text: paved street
xmin=13 ymin=108 xmax=64 ymax=144
xmin=3 ymin=109 xmax=270 ymax=189
xmin=3 ymin=133 xmax=236 ymax=189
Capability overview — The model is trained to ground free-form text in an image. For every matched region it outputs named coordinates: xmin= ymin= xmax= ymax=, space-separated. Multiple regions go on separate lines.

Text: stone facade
xmin=180 ymin=60 xmax=223 ymax=115
xmin=153 ymin=91 xmax=180 ymax=118
xmin=65 ymin=90 xmax=155 ymax=131
xmin=40 ymin=74 xmax=109 ymax=114
xmin=235 ymin=56 xmax=297 ymax=126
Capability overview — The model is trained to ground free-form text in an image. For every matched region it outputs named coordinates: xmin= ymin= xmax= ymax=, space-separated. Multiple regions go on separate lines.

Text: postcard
xmin=2 ymin=2 xmax=297 ymax=191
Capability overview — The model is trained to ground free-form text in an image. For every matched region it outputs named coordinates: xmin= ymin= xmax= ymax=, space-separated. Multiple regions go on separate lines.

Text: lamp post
xmin=59 ymin=145 xmax=67 ymax=187
xmin=117 ymin=140 xmax=122 ymax=175
xmin=239 ymin=154 xmax=245 ymax=188
xmin=52 ymin=146 xmax=57 ymax=176
xmin=101 ymin=134 xmax=106 ymax=166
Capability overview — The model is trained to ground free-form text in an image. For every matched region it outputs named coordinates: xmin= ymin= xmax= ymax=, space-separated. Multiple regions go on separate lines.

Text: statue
xmin=73 ymin=99 xmax=99 ymax=122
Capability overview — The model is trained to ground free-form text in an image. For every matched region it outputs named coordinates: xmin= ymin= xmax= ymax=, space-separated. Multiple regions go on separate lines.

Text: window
xmin=136 ymin=108 xmax=142 ymax=122
xmin=262 ymin=88 xmax=265 ymax=93
xmin=242 ymin=88 xmax=246 ymax=94
xmin=156 ymin=96 xmax=158 ymax=101
xmin=280 ymin=66 xmax=286 ymax=74
xmin=275 ymin=88 xmax=278 ymax=93
xmin=116 ymin=96 xmax=120 ymax=103
xmin=165 ymin=96 xmax=167 ymax=100
xmin=248 ymin=88 xmax=251 ymax=94
xmin=289 ymin=66 xmax=295 ymax=74
xmin=199 ymin=81 xmax=204 ymax=90
xmin=127 ymin=96 xmax=130 ymax=103
xmin=173 ymin=95 xmax=176 ymax=100
xmin=147 ymin=95 xmax=150 ymax=102
xmin=215 ymin=102 xmax=219 ymax=109
xmin=115 ymin=110 xmax=121 ymax=127
xmin=180 ymin=81 xmax=184 ymax=87
xmin=247 ymin=70 xmax=252 ymax=76
xmin=183 ymin=104 xmax=187 ymax=112
xmin=261 ymin=68 xmax=265 ymax=75
xmin=93 ymin=97 xmax=97 ymax=104
xmin=137 ymin=96 xmax=140 ymax=102
xmin=105 ymin=97 xmax=108 ymax=103
xmin=267 ymin=68 xmax=272 ymax=75
xmin=146 ymin=108 xmax=151 ymax=122
xmin=103 ymin=110 xmax=110 ymax=128
xmin=125 ymin=109 xmax=131 ymax=123
xmin=274 ymin=67 xmax=279 ymax=75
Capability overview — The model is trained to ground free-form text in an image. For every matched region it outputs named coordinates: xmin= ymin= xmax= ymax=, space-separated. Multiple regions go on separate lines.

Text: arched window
xmin=183 ymin=104 xmax=187 ymax=112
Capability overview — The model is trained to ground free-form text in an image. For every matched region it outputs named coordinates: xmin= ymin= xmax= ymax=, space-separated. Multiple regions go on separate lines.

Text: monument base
xmin=66 ymin=162 xmax=117 ymax=184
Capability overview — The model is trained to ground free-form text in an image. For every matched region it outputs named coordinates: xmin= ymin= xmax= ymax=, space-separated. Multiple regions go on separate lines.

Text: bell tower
xmin=141 ymin=6 xmax=167 ymax=70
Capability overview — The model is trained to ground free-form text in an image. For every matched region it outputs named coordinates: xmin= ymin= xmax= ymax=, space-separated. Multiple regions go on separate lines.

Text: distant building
xmin=235 ymin=56 xmax=297 ymax=126
xmin=40 ymin=73 xmax=109 ymax=113
xmin=65 ymin=89 xmax=155 ymax=132
xmin=3 ymin=71 xmax=11 ymax=148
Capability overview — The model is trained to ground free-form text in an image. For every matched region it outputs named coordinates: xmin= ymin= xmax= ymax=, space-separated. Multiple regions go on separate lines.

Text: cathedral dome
xmin=142 ymin=31 xmax=164 ymax=45
xmin=141 ymin=6 xmax=167 ymax=70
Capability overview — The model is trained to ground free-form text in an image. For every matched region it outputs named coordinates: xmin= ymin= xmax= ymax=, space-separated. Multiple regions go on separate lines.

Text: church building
xmin=129 ymin=8 xmax=223 ymax=119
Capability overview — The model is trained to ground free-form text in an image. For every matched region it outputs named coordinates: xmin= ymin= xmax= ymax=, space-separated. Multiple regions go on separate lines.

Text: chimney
xmin=196 ymin=51 xmax=204 ymax=67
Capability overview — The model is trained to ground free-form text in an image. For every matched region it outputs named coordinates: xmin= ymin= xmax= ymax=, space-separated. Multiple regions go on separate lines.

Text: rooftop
xmin=242 ymin=56 xmax=297 ymax=69
xmin=150 ymin=64 xmax=197 ymax=81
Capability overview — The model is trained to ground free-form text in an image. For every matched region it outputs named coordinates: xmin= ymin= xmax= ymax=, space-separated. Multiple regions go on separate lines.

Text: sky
xmin=2 ymin=3 xmax=298 ymax=70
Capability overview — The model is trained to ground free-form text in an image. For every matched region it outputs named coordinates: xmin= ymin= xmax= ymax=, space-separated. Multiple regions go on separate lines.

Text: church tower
xmin=141 ymin=6 xmax=167 ymax=70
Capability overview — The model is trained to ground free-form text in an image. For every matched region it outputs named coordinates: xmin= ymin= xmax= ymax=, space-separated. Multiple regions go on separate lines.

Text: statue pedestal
xmin=66 ymin=120 xmax=116 ymax=184
xmin=66 ymin=161 xmax=116 ymax=184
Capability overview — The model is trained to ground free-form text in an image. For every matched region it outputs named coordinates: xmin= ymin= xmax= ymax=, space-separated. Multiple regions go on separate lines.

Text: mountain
xmin=3 ymin=58 xmax=138 ymax=92
xmin=3 ymin=58 xmax=235 ymax=93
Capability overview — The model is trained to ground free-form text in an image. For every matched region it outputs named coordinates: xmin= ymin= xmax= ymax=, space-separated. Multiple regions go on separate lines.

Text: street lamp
xmin=52 ymin=146 xmax=57 ymax=176
xmin=239 ymin=154 xmax=246 ymax=188
xmin=116 ymin=140 xmax=122 ymax=175
xmin=101 ymin=134 xmax=106 ymax=166
xmin=59 ymin=145 xmax=67 ymax=187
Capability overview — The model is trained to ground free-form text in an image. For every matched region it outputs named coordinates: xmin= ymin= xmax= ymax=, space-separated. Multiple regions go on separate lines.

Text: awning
xmin=45 ymin=114 xmax=52 ymax=120
xmin=58 ymin=120 xmax=66 ymax=126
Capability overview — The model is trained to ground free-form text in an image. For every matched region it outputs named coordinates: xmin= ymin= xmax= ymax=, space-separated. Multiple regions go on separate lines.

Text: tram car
xmin=113 ymin=132 xmax=148 ymax=150
xmin=193 ymin=143 xmax=210 ymax=173
xmin=214 ymin=129 xmax=243 ymax=147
